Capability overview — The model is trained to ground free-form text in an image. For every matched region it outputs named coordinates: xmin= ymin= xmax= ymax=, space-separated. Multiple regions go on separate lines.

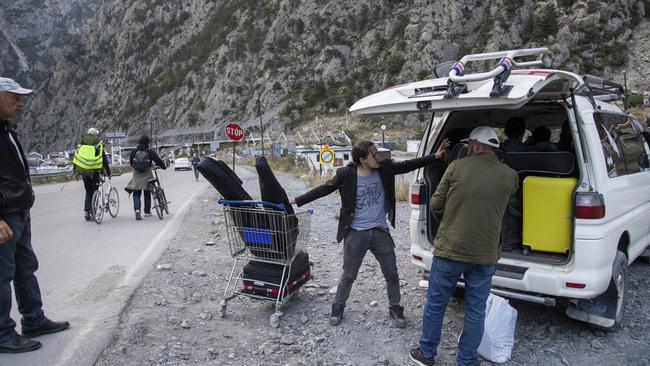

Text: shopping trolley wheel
xmin=218 ymin=302 xmax=227 ymax=318
xmin=269 ymin=311 xmax=283 ymax=328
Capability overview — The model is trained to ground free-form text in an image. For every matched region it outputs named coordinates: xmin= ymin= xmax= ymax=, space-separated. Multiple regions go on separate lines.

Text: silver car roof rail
xmin=444 ymin=48 xmax=550 ymax=99
xmin=578 ymin=74 xmax=628 ymax=111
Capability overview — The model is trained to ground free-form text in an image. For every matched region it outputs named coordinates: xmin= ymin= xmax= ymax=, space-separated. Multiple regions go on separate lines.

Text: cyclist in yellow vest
xmin=72 ymin=128 xmax=111 ymax=221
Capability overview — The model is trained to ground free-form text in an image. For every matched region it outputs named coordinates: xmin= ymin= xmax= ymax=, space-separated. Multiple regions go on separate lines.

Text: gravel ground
xmin=96 ymin=166 xmax=650 ymax=366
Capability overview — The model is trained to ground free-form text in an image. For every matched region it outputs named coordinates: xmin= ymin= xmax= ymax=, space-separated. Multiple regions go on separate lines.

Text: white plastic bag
xmin=477 ymin=294 xmax=517 ymax=363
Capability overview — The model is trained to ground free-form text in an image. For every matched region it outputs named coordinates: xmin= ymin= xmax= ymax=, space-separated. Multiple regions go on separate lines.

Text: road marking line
xmin=53 ymin=184 xmax=209 ymax=366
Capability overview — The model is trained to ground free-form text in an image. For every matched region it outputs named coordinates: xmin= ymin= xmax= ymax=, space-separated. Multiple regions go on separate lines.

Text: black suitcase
xmin=255 ymin=156 xmax=299 ymax=259
xmin=241 ymin=251 xmax=310 ymax=298
xmin=198 ymin=158 xmax=252 ymax=201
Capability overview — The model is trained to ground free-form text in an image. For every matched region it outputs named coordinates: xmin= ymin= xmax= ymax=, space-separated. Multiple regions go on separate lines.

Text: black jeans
xmin=334 ymin=228 xmax=401 ymax=306
xmin=132 ymin=190 xmax=151 ymax=213
xmin=0 ymin=212 xmax=45 ymax=340
xmin=82 ymin=173 xmax=101 ymax=212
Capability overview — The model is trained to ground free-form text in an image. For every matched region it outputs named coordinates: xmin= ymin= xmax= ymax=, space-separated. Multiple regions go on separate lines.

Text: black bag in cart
xmin=197 ymin=158 xmax=253 ymax=201
xmin=255 ymin=156 xmax=299 ymax=258
xmin=241 ymin=252 xmax=310 ymax=298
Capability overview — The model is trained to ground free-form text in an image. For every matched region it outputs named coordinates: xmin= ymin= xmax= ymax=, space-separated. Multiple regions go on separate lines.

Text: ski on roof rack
xmin=444 ymin=48 xmax=550 ymax=99
xmin=578 ymin=75 xmax=629 ymax=110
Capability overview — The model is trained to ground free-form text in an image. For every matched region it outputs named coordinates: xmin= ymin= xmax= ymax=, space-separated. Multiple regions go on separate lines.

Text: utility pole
xmin=381 ymin=124 xmax=386 ymax=149
xmin=256 ymin=94 xmax=264 ymax=156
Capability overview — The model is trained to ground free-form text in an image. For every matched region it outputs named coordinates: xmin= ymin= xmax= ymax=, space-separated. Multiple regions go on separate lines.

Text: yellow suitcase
xmin=522 ymin=176 xmax=577 ymax=254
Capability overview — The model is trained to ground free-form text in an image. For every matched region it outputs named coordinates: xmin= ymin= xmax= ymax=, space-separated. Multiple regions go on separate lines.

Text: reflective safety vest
xmin=73 ymin=143 xmax=103 ymax=171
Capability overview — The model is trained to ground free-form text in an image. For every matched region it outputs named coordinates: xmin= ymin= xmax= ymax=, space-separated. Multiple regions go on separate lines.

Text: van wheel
xmin=593 ymin=251 xmax=628 ymax=332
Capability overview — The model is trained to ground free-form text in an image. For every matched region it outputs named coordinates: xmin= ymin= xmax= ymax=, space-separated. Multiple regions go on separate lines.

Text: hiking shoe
xmin=389 ymin=305 xmax=406 ymax=328
xmin=409 ymin=347 xmax=435 ymax=366
xmin=135 ymin=210 xmax=142 ymax=220
xmin=84 ymin=211 xmax=91 ymax=221
xmin=330 ymin=303 xmax=344 ymax=326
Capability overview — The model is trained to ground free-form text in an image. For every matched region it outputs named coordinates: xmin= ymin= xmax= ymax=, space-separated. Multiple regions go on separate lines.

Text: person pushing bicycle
xmin=124 ymin=135 xmax=166 ymax=220
xmin=72 ymin=127 xmax=111 ymax=222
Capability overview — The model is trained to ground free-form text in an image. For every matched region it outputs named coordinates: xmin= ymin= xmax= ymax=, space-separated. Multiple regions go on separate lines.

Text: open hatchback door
xmin=349 ymin=48 xmax=583 ymax=115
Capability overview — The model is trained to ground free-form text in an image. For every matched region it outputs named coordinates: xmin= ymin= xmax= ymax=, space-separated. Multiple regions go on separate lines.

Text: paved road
xmin=0 ymin=168 xmax=211 ymax=366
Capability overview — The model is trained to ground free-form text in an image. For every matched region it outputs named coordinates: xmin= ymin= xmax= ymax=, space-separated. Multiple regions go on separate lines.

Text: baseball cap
xmin=88 ymin=127 xmax=99 ymax=135
xmin=0 ymin=77 xmax=33 ymax=95
xmin=462 ymin=126 xmax=500 ymax=148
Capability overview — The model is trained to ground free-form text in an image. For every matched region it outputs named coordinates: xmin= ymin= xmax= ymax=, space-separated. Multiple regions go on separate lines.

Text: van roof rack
xmin=444 ymin=48 xmax=550 ymax=99
xmin=577 ymin=75 xmax=629 ymax=110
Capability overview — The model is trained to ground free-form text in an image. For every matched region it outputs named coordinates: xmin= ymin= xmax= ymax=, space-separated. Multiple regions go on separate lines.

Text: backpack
xmin=132 ymin=150 xmax=152 ymax=172
xmin=73 ymin=134 xmax=103 ymax=176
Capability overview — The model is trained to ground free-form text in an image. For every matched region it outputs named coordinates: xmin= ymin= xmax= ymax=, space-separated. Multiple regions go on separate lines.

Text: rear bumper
xmin=410 ymin=218 xmax=615 ymax=300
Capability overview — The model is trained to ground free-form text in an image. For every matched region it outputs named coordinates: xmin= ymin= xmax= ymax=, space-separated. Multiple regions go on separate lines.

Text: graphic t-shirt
xmin=351 ymin=170 xmax=388 ymax=230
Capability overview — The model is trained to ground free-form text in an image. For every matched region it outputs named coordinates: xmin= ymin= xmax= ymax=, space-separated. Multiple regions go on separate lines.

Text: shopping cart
xmin=217 ymin=199 xmax=313 ymax=326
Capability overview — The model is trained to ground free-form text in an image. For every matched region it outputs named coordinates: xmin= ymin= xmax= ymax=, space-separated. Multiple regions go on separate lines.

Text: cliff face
xmin=8 ymin=0 xmax=649 ymax=151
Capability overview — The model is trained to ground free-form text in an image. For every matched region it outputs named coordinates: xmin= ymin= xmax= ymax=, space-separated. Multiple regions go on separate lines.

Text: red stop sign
xmin=225 ymin=123 xmax=244 ymax=141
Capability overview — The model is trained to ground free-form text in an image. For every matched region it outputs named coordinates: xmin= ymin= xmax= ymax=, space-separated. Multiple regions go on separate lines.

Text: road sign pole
xmin=232 ymin=141 xmax=236 ymax=173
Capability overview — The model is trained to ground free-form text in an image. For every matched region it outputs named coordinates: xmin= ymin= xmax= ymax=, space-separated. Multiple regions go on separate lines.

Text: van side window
xmin=595 ymin=113 xmax=646 ymax=176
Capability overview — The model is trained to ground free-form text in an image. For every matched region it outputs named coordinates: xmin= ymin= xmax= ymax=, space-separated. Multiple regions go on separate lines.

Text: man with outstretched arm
xmin=292 ymin=138 xmax=448 ymax=328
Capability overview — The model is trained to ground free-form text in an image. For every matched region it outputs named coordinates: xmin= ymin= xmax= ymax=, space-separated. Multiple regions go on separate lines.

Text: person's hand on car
xmin=435 ymin=138 xmax=450 ymax=159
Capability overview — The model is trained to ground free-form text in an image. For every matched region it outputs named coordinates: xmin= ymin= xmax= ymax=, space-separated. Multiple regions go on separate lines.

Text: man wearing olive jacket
xmin=293 ymin=139 xmax=448 ymax=328
xmin=410 ymin=126 xmax=519 ymax=366
xmin=0 ymin=77 xmax=69 ymax=354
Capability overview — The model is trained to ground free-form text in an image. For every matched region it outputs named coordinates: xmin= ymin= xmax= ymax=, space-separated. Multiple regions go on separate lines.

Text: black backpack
xmin=132 ymin=150 xmax=152 ymax=172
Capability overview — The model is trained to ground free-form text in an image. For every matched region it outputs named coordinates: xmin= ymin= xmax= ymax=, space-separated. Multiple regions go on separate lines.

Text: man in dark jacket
xmin=0 ymin=77 xmax=69 ymax=353
xmin=293 ymin=139 xmax=448 ymax=327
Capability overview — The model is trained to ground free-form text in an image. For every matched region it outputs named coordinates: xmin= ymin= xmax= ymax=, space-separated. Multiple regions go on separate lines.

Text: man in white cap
xmin=0 ymin=77 xmax=69 ymax=353
xmin=410 ymin=126 xmax=518 ymax=366
xmin=72 ymin=126 xmax=111 ymax=221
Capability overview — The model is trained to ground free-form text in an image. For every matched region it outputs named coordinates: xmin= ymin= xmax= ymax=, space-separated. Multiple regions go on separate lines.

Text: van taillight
xmin=411 ymin=183 xmax=426 ymax=205
xmin=575 ymin=192 xmax=605 ymax=219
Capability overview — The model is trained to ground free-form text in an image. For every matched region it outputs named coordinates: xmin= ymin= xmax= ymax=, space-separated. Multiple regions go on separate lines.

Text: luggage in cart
xmin=217 ymin=199 xmax=313 ymax=326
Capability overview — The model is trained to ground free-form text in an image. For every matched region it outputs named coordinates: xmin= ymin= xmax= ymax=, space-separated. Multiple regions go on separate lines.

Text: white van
xmin=350 ymin=48 xmax=650 ymax=331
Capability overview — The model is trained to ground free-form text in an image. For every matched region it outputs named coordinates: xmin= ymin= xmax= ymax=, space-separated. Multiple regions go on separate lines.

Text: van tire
xmin=592 ymin=251 xmax=628 ymax=332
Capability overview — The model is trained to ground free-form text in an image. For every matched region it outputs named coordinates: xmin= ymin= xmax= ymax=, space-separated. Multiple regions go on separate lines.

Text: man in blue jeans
xmin=410 ymin=127 xmax=518 ymax=366
xmin=0 ymin=77 xmax=69 ymax=353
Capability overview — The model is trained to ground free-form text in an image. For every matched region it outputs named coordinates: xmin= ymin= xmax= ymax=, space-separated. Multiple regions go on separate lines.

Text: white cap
xmin=0 ymin=77 xmax=33 ymax=95
xmin=462 ymin=126 xmax=500 ymax=148
xmin=87 ymin=127 xmax=99 ymax=135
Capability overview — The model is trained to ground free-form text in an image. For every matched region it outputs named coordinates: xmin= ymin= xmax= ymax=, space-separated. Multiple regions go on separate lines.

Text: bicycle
xmin=149 ymin=167 xmax=170 ymax=220
xmin=91 ymin=176 xmax=119 ymax=224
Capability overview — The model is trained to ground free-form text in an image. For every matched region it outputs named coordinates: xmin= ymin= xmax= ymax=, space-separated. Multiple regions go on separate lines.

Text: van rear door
xmin=348 ymin=70 xmax=583 ymax=115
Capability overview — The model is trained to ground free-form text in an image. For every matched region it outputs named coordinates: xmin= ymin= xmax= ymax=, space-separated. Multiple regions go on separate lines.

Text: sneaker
xmin=409 ymin=347 xmax=435 ymax=366
xmin=84 ymin=211 xmax=91 ymax=221
xmin=135 ymin=210 xmax=142 ymax=220
xmin=389 ymin=305 xmax=407 ymax=328
xmin=330 ymin=303 xmax=344 ymax=326
xmin=144 ymin=212 xmax=152 ymax=217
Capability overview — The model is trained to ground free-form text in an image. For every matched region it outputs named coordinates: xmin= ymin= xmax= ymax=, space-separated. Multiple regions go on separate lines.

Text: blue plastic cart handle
xmin=218 ymin=199 xmax=286 ymax=211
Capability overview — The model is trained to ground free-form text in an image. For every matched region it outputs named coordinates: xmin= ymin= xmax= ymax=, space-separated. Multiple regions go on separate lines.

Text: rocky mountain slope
xmin=8 ymin=0 xmax=650 ymax=151
xmin=0 ymin=0 xmax=101 ymax=88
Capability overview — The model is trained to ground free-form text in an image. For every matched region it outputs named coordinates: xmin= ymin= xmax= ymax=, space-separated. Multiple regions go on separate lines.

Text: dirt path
xmin=95 ymin=167 xmax=650 ymax=366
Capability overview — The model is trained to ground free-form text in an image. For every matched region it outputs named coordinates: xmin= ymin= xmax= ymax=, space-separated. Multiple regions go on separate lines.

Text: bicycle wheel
xmin=91 ymin=190 xmax=104 ymax=224
xmin=153 ymin=190 xmax=164 ymax=220
xmin=159 ymin=188 xmax=169 ymax=214
xmin=108 ymin=186 xmax=119 ymax=218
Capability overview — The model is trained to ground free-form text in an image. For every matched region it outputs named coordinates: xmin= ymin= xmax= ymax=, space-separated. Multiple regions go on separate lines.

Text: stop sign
xmin=225 ymin=123 xmax=244 ymax=141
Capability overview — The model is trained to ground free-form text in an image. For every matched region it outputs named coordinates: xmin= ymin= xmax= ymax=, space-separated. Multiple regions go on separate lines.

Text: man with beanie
xmin=410 ymin=127 xmax=518 ymax=366
xmin=73 ymin=127 xmax=111 ymax=221
xmin=0 ymin=77 xmax=70 ymax=353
